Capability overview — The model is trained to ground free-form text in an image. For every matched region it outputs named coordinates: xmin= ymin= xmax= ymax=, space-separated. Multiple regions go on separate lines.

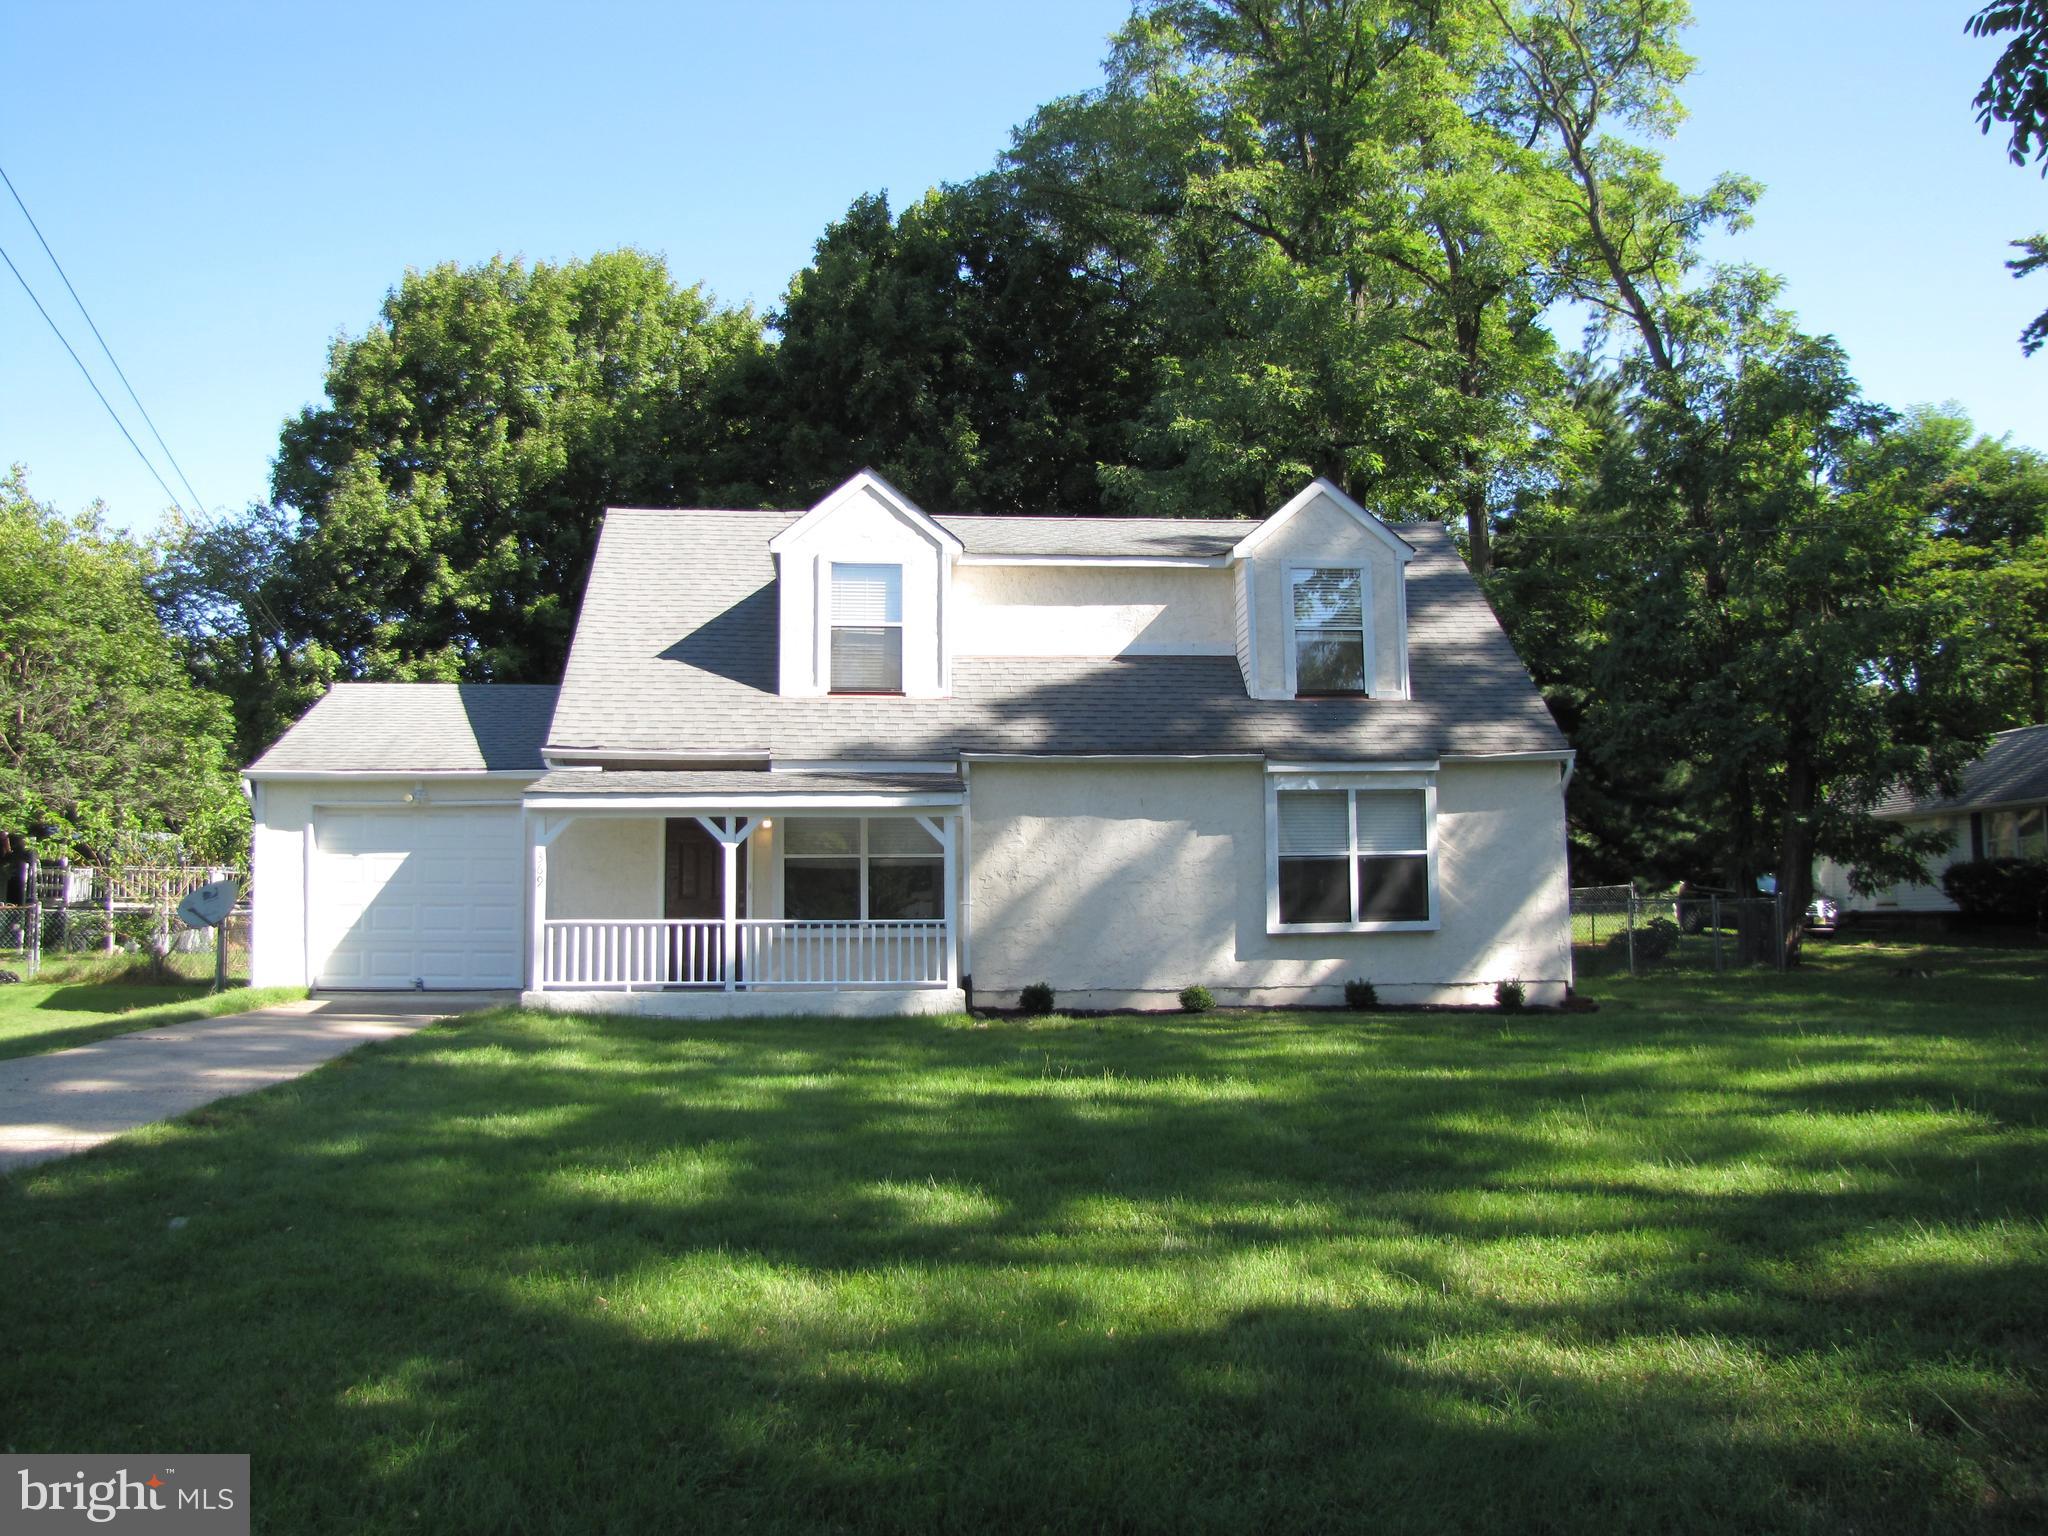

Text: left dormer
xmin=769 ymin=470 xmax=962 ymax=698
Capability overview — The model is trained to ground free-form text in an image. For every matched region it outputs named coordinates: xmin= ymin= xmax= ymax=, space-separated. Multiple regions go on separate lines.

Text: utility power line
xmin=0 ymin=237 xmax=189 ymax=517
xmin=0 ymin=185 xmax=292 ymax=647
xmin=0 ymin=159 xmax=209 ymax=515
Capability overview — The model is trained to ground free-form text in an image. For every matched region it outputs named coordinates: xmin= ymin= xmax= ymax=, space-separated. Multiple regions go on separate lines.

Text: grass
xmin=0 ymin=971 xmax=308 ymax=1061
xmin=1 ymin=938 xmax=2042 ymax=1532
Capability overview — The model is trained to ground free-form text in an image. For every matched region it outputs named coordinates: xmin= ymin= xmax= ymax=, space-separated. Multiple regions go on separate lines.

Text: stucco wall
xmin=249 ymin=776 xmax=532 ymax=988
xmin=775 ymin=484 xmax=949 ymax=697
xmin=965 ymin=759 xmax=1570 ymax=1007
xmin=544 ymin=815 xmax=664 ymax=919
xmin=951 ymin=565 xmax=1234 ymax=656
xmin=1244 ymin=491 xmax=1406 ymax=700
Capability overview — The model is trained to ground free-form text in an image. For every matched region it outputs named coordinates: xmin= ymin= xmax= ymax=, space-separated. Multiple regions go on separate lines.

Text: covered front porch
xmin=520 ymin=771 xmax=967 ymax=1015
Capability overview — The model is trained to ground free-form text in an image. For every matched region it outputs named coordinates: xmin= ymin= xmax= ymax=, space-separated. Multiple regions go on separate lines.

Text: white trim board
xmin=1232 ymin=478 xmax=1416 ymax=563
xmin=767 ymin=469 xmax=964 ymax=556
xmin=521 ymin=793 xmax=964 ymax=812
xmin=953 ymin=554 xmax=1231 ymax=569
xmin=244 ymin=768 xmax=542 ymax=782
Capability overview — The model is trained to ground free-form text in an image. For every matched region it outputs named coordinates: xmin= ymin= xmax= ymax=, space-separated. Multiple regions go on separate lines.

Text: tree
xmin=0 ymin=468 xmax=246 ymax=866
xmin=749 ymin=184 xmax=1156 ymax=514
xmin=266 ymin=250 xmax=764 ymax=692
xmin=1505 ymin=277 xmax=1998 ymax=957
xmin=1847 ymin=405 xmax=2048 ymax=724
xmin=1008 ymin=0 xmax=1588 ymax=553
xmin=150 ymin=502 xmax=324 ymax=764
xmin=1967 ymin=1 xmax=2048 ymax=351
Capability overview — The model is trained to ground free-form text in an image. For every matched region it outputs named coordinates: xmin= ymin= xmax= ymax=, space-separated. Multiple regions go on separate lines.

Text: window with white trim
xmin=1288 ymin=567 xmax=1369 ymax=696
xmin=1986 ymin=805 xmax=2047 ymax=859
xmin=782 ymin=816 xmax=942 ymax=920
xmin=1274 ymin=786 xmax=1431 ymax=926
xmin=830 ymin=563 xmax=903 ymax=693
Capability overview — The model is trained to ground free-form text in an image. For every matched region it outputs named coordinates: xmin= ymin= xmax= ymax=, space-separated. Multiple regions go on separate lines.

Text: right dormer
xmin=1232 ymin=478 xmax=1414 ymax=702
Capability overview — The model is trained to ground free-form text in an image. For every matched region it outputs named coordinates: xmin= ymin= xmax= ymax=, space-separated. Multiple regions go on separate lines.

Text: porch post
xmin=941 ymin=815 xmax=959 ymax=989
xmin=527 ymin=815 xmax=548 ymax=993
xmin=721 ymin=828 xmax=739 ymax=993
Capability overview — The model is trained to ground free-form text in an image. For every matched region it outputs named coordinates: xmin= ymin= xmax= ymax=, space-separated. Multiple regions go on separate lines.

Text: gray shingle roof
xmin=1878 ymin=724 xmax=2048 ymax=816
xmin=546 ymin=510 xmax=1566 ymax=762
xmin=250 ymin=683 xmax=558 ymax=773
xmin=527 ymin=769 xmax=963 ymax=797
xmin=604 ymin=508 xmax=1260 ymax=559
xmin=938 ymin=514 xmax=1259 ymax=558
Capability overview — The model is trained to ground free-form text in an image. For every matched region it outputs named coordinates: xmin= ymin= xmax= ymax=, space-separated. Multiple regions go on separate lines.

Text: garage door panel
xmin=311 ymin=807 xmax=523 ymax=989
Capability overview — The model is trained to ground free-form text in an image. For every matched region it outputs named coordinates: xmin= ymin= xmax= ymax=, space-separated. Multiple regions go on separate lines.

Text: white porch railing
xmin=539 ymin=918 xmax=950 ymax=991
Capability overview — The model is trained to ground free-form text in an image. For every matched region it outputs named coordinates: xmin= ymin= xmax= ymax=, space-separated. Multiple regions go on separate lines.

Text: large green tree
xmin=0 ymin=468 xmax=246 ymax=866
xmin=266 ymin=250 xmax=763 ymax=690
xmin=1008 ymin=0 xmax=1593 ymax=552
xmin=1498 ymin=278 xmax=1999 ymax=953
xmin=1969 ymin=1 xmax=2048 ymax=351
xmin=1847 ymin=405 xmax=2048 ymax=725
xmin=747 ymin=184 xmax=1156 ymax=514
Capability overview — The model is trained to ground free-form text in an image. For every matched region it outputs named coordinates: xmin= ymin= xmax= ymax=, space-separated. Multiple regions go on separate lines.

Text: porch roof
xmin=524 ymin=769 xmax=964 ymax=802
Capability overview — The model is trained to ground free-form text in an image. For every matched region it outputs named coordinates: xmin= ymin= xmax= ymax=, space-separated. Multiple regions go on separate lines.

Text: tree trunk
xmin=1774 ymin=749 xmax=1819 ymax=968
xmin=1462 ymin=471 xmax=1491 ymax=575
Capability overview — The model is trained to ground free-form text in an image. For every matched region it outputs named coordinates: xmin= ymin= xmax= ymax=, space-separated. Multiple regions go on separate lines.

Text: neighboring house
xmin=245 ymin=473 xmax=1574 ymax=1012
xmin=1814 ymin=722 xmax=2048 ymax=914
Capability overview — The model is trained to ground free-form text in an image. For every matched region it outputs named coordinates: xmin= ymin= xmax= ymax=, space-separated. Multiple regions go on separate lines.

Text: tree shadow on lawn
xmin=18 ymin=983 xmax=210 ymax=1014
xmin=1 ymin=1005 xmax=2042 ymax=1533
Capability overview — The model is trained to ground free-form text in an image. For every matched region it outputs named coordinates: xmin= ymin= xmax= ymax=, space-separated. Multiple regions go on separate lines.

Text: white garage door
xmin=310 ymin=807 xmax=523 ymax=989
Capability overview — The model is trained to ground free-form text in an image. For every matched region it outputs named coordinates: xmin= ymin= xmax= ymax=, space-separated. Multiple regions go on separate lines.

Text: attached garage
xmin=308 ymin=806 xmax=524 ymax=990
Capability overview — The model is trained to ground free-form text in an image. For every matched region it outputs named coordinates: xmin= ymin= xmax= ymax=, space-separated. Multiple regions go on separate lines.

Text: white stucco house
xmin=1813 ymin=722 xmax=2048 ymax=914
xmin=245 ymin=472 xmax=1575 ymax=1012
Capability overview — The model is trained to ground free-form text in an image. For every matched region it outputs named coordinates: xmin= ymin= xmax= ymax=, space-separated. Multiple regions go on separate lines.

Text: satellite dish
xmin=177 ymin=878 xmax=240 ymax=930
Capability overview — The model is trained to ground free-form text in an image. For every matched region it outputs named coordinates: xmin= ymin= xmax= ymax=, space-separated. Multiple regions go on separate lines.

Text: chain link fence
xmin=1572 ymin=885 xmax=1789 ymax=977
xmin=0 ymin=903 xmax=251 ymax=984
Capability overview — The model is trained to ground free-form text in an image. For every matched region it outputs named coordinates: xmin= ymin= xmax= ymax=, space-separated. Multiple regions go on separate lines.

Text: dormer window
xmin=830 ymin=563 xmax=904 ymax=694
xmin=1287 ymin=567 xmax=1369 ymax=696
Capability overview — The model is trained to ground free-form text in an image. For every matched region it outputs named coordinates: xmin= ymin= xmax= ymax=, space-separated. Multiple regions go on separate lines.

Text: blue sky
xmin=3 ymin=1 xmax=2043 ymax=533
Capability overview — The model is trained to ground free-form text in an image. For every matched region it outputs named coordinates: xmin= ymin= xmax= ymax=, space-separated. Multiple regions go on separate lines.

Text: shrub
xmin=1018 ymin=982 xmax=1055 ymax=1016
xmin=1495 ymin=978 xmax=1526 ymax=1012
xmin=1178 ymin=984 xmax=1214 ymax=1014
xmin=1343 ymin=977 xmax=1379 ymax=1011
xmin=1608 ymin=915 xmax=1680 ymax=961
xmin=1941 ymin=857 xmax=2048 ymax=926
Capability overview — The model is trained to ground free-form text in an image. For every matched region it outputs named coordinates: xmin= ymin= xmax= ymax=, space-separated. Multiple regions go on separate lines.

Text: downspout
xmin=958 ymin=760 xmax=973 ymax=991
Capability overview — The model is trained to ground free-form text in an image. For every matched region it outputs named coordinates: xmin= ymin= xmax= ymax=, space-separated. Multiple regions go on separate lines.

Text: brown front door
xmin=664 ymin=818 xmax=746 ymax=983
xmin=664 ymin=817 xmax=725 ymax=919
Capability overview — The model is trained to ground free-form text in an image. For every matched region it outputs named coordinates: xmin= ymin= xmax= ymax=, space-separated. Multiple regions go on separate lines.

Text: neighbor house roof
xmin=544 ymin=509 xmax=1566 ymax=763
xmin=1877 ymin=723 xmax=2048 ymax=816
xmin=248 ymin=683 xmax=558 ymax=774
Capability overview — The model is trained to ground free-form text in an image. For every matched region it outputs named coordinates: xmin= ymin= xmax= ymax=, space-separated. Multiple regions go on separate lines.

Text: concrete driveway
xmin=0 ymin=993 xmax=510 ymax=1175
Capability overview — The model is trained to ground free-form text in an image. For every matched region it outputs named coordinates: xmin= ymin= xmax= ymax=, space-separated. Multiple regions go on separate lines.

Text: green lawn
xmin=1 ymin=941 xmax=2042 ymax=1532
xmin=0 ymin=979 xmax=307 ymax=1061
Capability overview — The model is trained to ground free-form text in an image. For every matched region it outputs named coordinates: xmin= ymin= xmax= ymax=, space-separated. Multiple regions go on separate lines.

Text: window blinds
xmin=1354 ymin=791 xmax=1425 ymax=852
xmin=868 ymin=819 xmax=941 ymax=857
xmin=1278 ymin=789 xmax=1426 ymax=854
xmin=832 ymin=563 xmax=902 ymax=624
xmin=1290 ymin=568 xmax=1362 ymax=627
xmin=783 ymin=818 xmax=860 ymax=857
xmin=1277 ymin=792 xmax=1349 ymax=854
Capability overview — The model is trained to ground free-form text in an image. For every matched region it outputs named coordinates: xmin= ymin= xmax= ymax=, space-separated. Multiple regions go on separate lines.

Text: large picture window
xmin=1288 ymin=567 xmax=1368 ymax=696
xmin=783 ymin=817 xmax=943 ymax=920
xmin=1274 ymin=785 xmax=1431 ymax=928
xmin=1986 ymin=805 xmax=2047 ymax=859
xmin=831 ymin=563 xmax=903 ymax=693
